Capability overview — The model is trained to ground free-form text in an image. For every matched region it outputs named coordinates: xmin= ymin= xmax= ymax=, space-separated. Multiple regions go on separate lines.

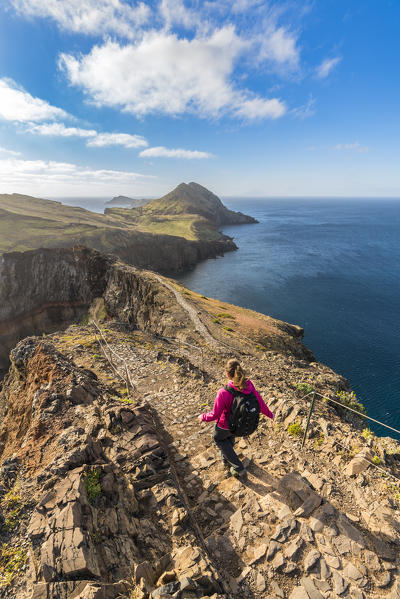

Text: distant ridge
xmin=106 ymin=195 xmax=150 ymax=208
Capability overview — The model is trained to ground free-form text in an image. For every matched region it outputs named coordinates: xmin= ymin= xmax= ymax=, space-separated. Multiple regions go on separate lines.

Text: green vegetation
xmin=314 ymin=434 xmax=325 ymax=448
xmin=84 ymin=468 xmax=101 ymax=505
xmin=0 ymin=544 xmax=27 ymax=588
xmin=215 ymin=312 xmax=235 ymax=319
xmin=212 ymin=318 xmax=221 ymax=324
xmin=336 ymin=390 xmax=366 ymax=415
xmin=118 ymin=397 xmax=133 ymax=405
xmin=372 ymin=455 xmax=382 ymax=465
xmin=296 ymin=382 xmax=315 ymax=395
xmin=361 ymin=428 xmax=374 ymax=440
xmin=223 ymin=326 xmax=234 ymax=332
xmin=287 ymin=422 xmax=304 ymax=437
xmin=1 ymin=483 xmax=23 ymax=531
xmin=0 ymin=183 xmax=253 ymax=255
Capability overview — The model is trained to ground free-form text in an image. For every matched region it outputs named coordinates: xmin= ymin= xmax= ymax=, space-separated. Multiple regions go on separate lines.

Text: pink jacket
xmin=201 ymin=379 xmax=274 ymax=430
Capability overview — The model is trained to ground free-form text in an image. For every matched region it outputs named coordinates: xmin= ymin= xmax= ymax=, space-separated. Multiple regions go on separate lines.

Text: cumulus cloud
xmin=27 ymin=122 xmax=97 ymax=138
xmin=234 ymin=97 xmax=286 ymax=119
xmin=8 ymin=0 xmax=150 ymax=38
xmin=0 ymin=78 xmax=68 ymax=123
xmin=333 ymin=141 xmax=369 ymax=153
xmin=87 ymin=132 xmax=148 ymax=148
xmin=159 ymin=0 xmax=198 ymax=30
xmin=26 ymin=122 xmax=148 ymax=149
xmin=316 ymin=56 xmax=341 ymax=79
xmin=59 ymin=30 xmax=286 ymax=120
xmin=258 ymin=26 xmax=299 ymax=68
xmin=139 ymin=146 xmax=213 ymax=159
xmin=0 ymin=146 xmax=21 ymax=156
xmin=0 ymin=157 xmax=154 ymax=195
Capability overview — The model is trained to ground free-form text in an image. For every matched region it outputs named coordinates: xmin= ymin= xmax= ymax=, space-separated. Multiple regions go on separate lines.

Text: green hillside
xmin=0 ymin=183 xmax=256 ymax=254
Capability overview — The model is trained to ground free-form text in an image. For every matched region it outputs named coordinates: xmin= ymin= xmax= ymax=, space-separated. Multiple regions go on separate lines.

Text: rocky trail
xmin=0 ymin=262 xmax=400 ymax=599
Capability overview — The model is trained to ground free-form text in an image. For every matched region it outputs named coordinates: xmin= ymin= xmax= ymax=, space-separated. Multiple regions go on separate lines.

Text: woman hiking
xmin=198 ymin=359 xmax=274 ymax=477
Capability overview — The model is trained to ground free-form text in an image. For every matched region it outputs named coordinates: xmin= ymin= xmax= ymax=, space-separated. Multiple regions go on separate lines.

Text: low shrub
xmin=287 ymin=422 xmax=304 ymax=437
xmin=361 ymin=428 xmax=374 ymax=440
xmin=84 ymin=468 xmax=101 ymax=505
xmin=0 ymin=544 xmax=27 ymax=588
xmin=336 ymin=390 xmax=366 ymax=415
xmin=296 ymin=382 xmax=315 ymax=396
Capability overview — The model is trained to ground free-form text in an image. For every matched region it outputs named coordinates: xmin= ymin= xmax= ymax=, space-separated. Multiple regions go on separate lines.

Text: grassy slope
xmin=0 ymin=186 xmax=231 ymax=254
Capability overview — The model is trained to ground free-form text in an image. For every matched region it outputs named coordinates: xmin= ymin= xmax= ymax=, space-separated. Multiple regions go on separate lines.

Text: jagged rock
xmin=332 ymin=572 xmax=349 ymax=596
xmin=289 ymin=588 xmax=309 ymax=599
xmin=345 ymin=452 xmax=373 ymax=476
xmin=343 ymin=563 xmax=363 ymax=582
xmin=294 ymin=492 xmax=322 ymax=518
xmin=271 ymin=552 xmax=286 ymax=571
xmin=284 ymin=536 xmax=304 ymax=561
xmin=374 ymin=571 xmax=392 ymax=587
xmin=300 ymin=576 xmax=325 ymax=599
xmin=304 ymin=549 xmax=321 ymax=571
xmin=249 ymin=543 xmax=267 ymax=564
xmin=267 ymin=540 xmax=281 ymax=560
xmin=255 ymin=571 xmax=266 ymax=592
xmin=230 ymin=508 xmax=243 ymax=540
xmin=324 ymin=555 xmax=341 ymax=569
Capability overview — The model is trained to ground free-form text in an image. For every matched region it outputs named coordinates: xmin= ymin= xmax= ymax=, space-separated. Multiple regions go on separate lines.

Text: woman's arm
xmin=251 ymin=383 xmax=274 ymax=420
xmin=200 ymin=389 xmax=226 ymax=422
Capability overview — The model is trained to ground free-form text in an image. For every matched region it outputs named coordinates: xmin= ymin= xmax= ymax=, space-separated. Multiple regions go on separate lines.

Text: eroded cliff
xmin=0 ymin=246 xmax=309 ymax=373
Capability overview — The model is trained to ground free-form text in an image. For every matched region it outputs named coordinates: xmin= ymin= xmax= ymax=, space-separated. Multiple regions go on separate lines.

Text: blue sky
xmin=0 ymin=0 xmax=399 ymax=198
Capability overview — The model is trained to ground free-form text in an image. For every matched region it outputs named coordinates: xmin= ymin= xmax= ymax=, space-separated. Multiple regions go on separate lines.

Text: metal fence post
xmin=302 ymin=391 xmax=316 ymax=448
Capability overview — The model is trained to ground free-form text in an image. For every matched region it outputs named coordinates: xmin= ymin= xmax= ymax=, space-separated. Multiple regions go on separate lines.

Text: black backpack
xmin=225 ymin=385 xmax=260 ymax=437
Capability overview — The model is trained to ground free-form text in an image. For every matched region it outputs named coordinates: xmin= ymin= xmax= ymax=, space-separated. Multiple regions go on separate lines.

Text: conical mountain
xmin=142 ymin=182 xmax=258 ymax=226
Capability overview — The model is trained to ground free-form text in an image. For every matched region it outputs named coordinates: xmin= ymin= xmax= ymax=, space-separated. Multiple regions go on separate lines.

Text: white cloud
xmin=159 ymin=0 xmax=198 ymax=30
xmin=234 ymin=97 xmax=286 ymax=119
xmin=59 ymin=30 xmax=285 ymax=120
xmin=0 ymin=157 xmax=154 ymax=195
xmin=8 ymin=0 xmax=150 ymax=38
xmin=87 ymin=132 xmax=148 ymax=148
xmin=0 ymin=78 xmax=68 ymax=123
xmin=333 ymin=141 xmax=369 ymax=153
xmin=139 ymin=146 xmax=213 ymax=159
xmin=26 ymin=122 xmax=148 ymax=149
xmin=0 ymin=146 xmax=21 ymax=156
xmin=258 ymin=26 xmax=299 ymax=68
xmin=316 ymin=56 xmax=341 ymax=79
xmin=27 ymin=122 xmax=97 ymax=138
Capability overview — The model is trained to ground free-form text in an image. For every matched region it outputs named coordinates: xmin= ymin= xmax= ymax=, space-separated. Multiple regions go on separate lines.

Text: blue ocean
xmin=174 ymin=198 xmax=400 ymax=439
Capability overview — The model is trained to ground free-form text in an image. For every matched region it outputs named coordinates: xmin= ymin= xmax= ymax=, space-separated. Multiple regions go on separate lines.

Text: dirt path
xmin=154 ymin=274 xmax=229 ymax=353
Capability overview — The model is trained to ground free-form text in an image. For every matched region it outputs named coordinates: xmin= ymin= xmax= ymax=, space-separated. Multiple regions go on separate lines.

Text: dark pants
xmin=213 ymin=425 xmax=244 ymax=472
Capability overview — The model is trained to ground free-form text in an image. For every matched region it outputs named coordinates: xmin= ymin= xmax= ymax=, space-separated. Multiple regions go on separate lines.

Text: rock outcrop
xmin=0 ymin=248 xmax=399 ymax=599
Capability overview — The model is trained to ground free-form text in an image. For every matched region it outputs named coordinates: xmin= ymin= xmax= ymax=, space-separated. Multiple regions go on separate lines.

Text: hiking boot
xmin=230 ymin=467 xmax=246 ymax=479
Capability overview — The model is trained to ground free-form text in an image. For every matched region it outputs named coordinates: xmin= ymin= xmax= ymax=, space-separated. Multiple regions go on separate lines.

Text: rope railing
xmin=92 ymin=321 xmax=136 ymax=396
xmin=299 ymin=389 xmax=400 ymax=484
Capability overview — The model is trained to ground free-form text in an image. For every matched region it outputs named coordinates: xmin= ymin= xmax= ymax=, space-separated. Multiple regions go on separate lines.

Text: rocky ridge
xmin=0 ymin=249 xmax=399 ymax=599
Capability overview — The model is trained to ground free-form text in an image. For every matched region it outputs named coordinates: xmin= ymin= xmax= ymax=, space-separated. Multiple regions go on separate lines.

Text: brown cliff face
xmin=0 ymin=247 xmax=111 ymax=372
xmin=0 ymin=246 xmax=224 ymax=373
